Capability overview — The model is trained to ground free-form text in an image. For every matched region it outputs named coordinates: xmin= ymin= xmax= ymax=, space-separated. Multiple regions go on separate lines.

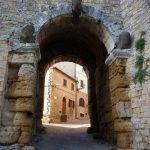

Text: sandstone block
xmin=117 ymin=133 xmax=132 ymax=148
xmin=5 ymin=98 xmax=34 ymax=113
xmin=22 ymin=146 xmax=35 ymax=150
xmin=1 ymin=111 xmax=15 ymax=126
xmin=0 ymin=127 xmax=20 ymax=144
xmin=0 ymin=144 xmax=21 ymax=150
xmin=15 ymin=98 xmax=34 ymax=113
xmin=18 ymin=132 xmax=32 ymax=144
xmin=6 ymin=81 xmax=33 ymax=98
xmin=116 ymin=101 xmax=132 ymax=118
xmin=9 ymin=53 xmax=35 ymax=64
xmin=110 ymin=74 xmax=129 ymax=91
xmin=21 ymin=127 xmax=32 ymax=132
xmin=112 ymin=105 xmax=118 ymax=119
xmin=18 ymin=64 xmax=36 ymax=77
xmin=109 ymin=65 xmax=126 ymax=79
xmin=14 ymin=112 xmax=33 ymax=126
xmin=114 ymin=119 xmax=133 ymax=132
xmin=111 ymin=88 xmax=129 ymax=105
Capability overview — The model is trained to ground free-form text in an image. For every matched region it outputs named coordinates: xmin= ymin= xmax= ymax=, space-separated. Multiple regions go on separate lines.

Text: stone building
xmin=53 ymin=62 xmax=89 ymax=119
xmin=75 ymin=64 xmax=88 ymax=119
xmin=0 ymin=0 xmax=150 ymax=149
xmin=43 ymin=62 xmax=88 ymax=122
xmin=43 ymin=66 xmax=77 ymax=123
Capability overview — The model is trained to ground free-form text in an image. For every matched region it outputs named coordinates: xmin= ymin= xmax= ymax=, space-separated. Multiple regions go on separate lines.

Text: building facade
xmin=43 ymin=62 xmax=89 ymax=123
xmin=43 ymin=67 xmax=77 ymax=123
xmin=75 ymin=64 xmax=88 ymax=119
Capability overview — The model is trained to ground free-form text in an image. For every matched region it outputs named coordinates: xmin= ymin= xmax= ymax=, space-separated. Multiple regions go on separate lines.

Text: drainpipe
xmin=75 ymin=63 xmax=78 ymax=119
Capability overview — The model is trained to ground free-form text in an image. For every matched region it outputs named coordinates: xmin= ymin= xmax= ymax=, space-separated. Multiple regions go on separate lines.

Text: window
xmin=69 ymin=99 xmax=75 ymax=108
xmin=79 ymin=98 xmax=85 ymax=107
xmin=80 ymin=113 xmax=84 ymax=117
xmin=71 ymin=83 xmax=74 ymax=91
xmin=63 ymin=79 xmax=67 ymax=87
xmin=80 ymin=80 xmax=84 ymax=88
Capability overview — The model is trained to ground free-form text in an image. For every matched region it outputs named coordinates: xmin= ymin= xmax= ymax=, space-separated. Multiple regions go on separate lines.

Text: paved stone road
xmin=34 ymin=119 xmax=113 ymax=150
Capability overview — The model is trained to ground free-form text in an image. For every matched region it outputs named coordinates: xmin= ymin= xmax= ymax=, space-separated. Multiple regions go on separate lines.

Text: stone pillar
xmin=105 ymin=49 xmax=133 ymax=149
xmin=87 ymin=71 xmax=99 ymax=133
xmin=36 ymin=70 xmax=45 ymax=131
xmin=0 ymin=35 xmax=10 ymax=125
xmin=0 ymin=44 xmax=40 ymax=144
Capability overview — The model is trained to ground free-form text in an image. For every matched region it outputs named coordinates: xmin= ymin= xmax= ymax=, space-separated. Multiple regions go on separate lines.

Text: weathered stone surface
xmin=9 ymin=53 xmax=35 ymax=64
xmin=18 ymin=64 xmax=35 ymax=78
xmin=0 ymin=144 xmax=21 ymax=150
xmin=18 ymin=132 xmax=32 ymax=144
xmin=112 ymin=105 xmax=118 ymax=119
xmin=21 ymin=127 xmax=32 ymax=133
xmin=1 ymin=111 xmax=15 ymax=126
xmin=14 ymin=112 xmax=33 ymax=126
xmin=111 ymin=88 xmax=129 ymax=105
xmin=5 ymin=98 xmax=34 ymax=113
xmin=117 ymin=133 xmax=132 ymax=148
xmin=110 ymin=73 xmax=129 ymax=91
xmin=6 ymin=81 xmax=34 ymax=98
xmin=0 ymin=127 xmax=20 ymax=144
xmin=114 ymin=119 xmax=133 ymax=132
xmin=15 ymin=98 xmax=34 ymax=113
xmin=0 ymin=145 xmax=35 ymax=150
xmin=116 ymin=101 xmax=132 ymax=118
xmin=21 ymin=146 xmax=35 ymax=150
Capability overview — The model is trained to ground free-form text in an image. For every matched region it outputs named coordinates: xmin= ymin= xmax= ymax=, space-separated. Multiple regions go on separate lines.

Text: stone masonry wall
xmin=109 ymin=58 xmax=132 ymax=149
xmin=0 ymin=49 xmax=38 ymax=145
xmin=121 ymin=0 xmax=150 ymax=149
xmin=0 ymin=0 xmax=121 ymax=34
xmin=0 ymin=36 xmax=10 ymax=125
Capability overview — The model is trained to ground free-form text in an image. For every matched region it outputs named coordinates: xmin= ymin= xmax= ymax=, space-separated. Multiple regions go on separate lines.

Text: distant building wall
xmin=43 ymin=67 xmax=77 ymax=123
xmin=76 ymin=91 xmax=88 ymax=119
xmin=53 ymin=62 xmax=76 ymax=79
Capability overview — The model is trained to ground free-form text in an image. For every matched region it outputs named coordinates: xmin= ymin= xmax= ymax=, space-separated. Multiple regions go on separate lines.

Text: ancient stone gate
xmin=0 ymin=1 xmax=150 ymax=150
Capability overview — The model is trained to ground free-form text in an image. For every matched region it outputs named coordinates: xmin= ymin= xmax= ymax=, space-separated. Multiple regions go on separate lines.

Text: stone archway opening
xmin=35 ymin=15 xmax=116 ymax=144
xmin=42 ymin=61 xmax=89 ymax=124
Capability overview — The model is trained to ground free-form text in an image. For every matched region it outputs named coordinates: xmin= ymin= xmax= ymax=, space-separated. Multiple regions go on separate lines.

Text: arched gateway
xmin=0 ymin=3 xmax=133 ymax=149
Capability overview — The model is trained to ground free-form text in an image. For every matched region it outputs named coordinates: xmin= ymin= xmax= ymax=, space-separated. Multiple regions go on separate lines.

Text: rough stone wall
xmin=120 ymin=0 xmax=150 ymax=149
xmin=0 ymin=37 xmax=10 ymax=125
xmin=0 ymin=0 xmax=121 ymax=33
xmin=0 ymin=49 xmax=38 ymax=145
xmin=109 ymin=58 xmax=132 ymax=149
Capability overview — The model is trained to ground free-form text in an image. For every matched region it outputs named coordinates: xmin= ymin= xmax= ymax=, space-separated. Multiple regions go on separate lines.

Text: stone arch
xmin=20 ymin=3 xmax=124 ymax=53
xmin=43 ymin=55 xmax=91 ymax=79
xmin=0 ymin=3 xmax=133 ymax=149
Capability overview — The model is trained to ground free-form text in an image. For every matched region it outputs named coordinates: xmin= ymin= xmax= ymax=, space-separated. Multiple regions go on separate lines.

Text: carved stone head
xmin=20 ymin=24 xmax=35 ymax=43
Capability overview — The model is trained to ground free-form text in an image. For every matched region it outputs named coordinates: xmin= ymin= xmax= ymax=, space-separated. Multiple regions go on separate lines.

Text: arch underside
xmin=36 ymin=14 xmax=115 ymax=143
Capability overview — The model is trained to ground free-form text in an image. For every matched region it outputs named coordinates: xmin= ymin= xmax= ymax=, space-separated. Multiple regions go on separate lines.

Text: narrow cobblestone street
xmin=34 ymin=119 xmax=112 ymax=150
